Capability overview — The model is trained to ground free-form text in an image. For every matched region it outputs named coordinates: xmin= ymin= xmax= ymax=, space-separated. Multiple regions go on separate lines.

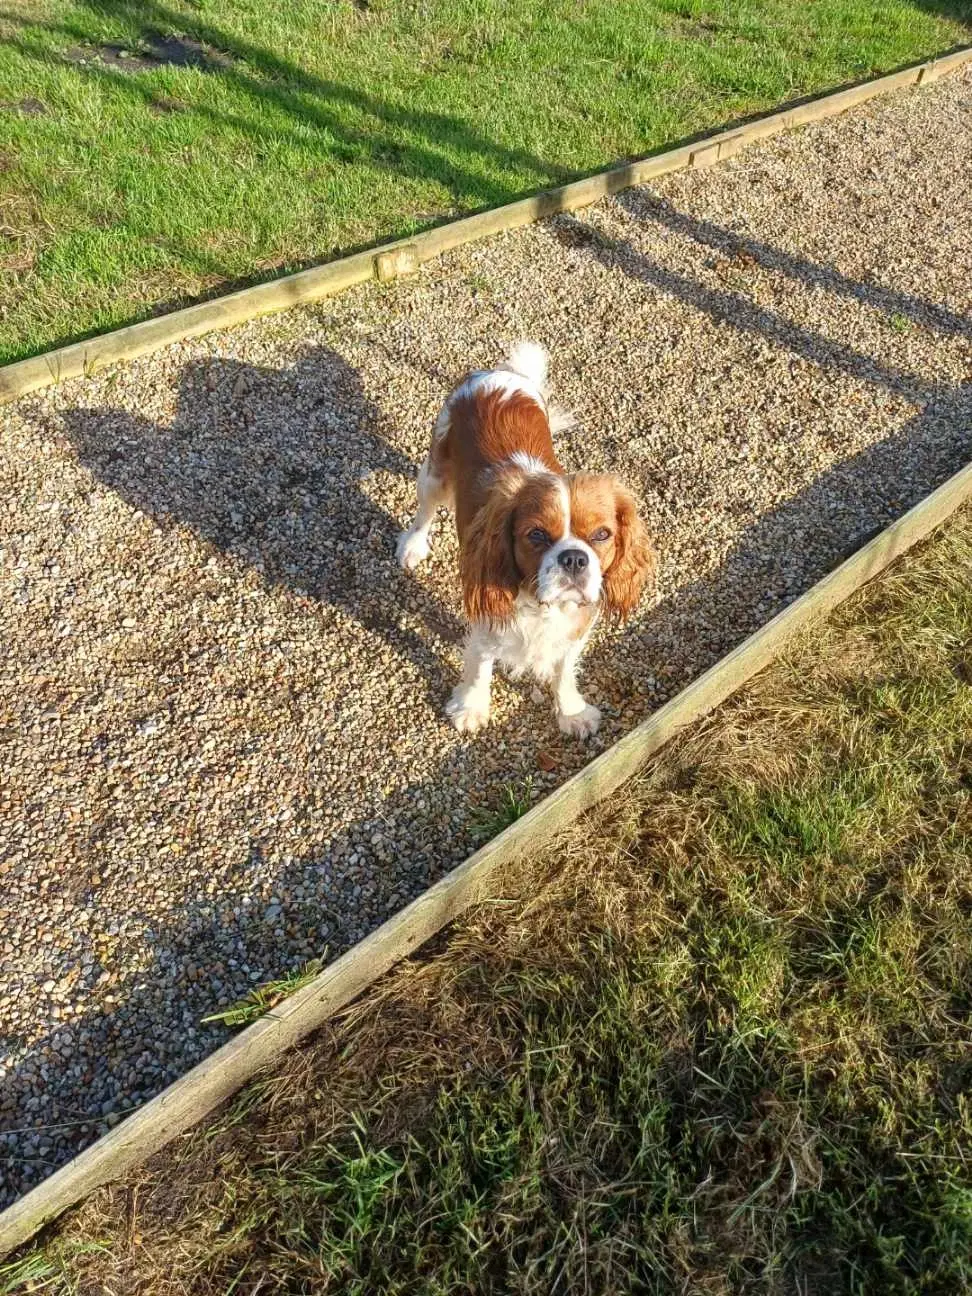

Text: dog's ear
xmin=461 ymin=485 xmax=521 ymax=625
xmin=602 ymin=481 xmax=656 ymax=622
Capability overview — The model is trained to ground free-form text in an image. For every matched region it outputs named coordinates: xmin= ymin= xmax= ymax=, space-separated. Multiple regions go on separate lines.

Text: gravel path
xmin=2 ymin=67 xmax=971 ymax=1207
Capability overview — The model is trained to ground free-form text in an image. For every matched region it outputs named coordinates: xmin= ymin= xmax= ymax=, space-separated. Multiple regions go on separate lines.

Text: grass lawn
xmin=0 ymin=0 xmax=970 ymax=366
xmin=7 ymin=506 xmax=972 ymax=1291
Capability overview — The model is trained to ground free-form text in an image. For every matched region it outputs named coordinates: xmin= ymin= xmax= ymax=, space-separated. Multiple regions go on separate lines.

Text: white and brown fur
xmin=397 ymin=342 xmax=656 ymax=738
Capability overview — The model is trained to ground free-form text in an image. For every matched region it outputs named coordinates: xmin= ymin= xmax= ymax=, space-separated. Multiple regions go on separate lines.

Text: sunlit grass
xmin=0 ymin=0 xmax=968 ymax=362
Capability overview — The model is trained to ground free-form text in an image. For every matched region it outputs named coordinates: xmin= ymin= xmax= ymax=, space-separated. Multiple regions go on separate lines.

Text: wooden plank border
xmin=2 ymin=458 xmax=971 ymax=1259
xmin=1 ymin=45 xmax=969 ymax=405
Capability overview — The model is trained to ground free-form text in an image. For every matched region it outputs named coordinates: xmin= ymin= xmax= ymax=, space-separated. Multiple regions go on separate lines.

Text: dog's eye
xmin=590 ymin=527 xmax=612 ymax=543
xmin=527 ymin=528 xmax=550 ymax=546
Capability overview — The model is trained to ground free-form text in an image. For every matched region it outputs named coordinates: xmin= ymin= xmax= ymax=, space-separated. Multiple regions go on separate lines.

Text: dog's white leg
xmin=397 ymin=456 xmax=451 ymax=570
xmin=446 ymin=628 xmax=494 ymax=734
xmin=553 ymin=641 xmax=601 ymax=739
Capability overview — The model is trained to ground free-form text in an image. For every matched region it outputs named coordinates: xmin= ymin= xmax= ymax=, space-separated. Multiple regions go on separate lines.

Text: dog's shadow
xmin=61 ymin=346 xmax=464 ymax=696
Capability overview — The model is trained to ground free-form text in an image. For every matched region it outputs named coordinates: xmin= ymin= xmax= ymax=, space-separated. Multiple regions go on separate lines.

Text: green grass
xmin=0 ymin=1255 xmax=58 ymax=1295
xmin=0 ymin=0 xmax=969 ymax=364
xmin=470 ymin=777 xmax=535 ymax=840
xmin=199 ymin=958 xmax=323 ymax=1027
xmin=14 ymin=513 xmax=972 ymax=1291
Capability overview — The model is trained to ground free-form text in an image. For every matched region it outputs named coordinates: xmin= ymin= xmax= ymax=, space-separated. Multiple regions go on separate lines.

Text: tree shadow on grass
xmin=2 ymin=0 xmax=573 ymax=219
xmin=910 ymin=0 xmax=972 ymax=28
xmin=4 ymin=0 xmax=969 ymax=360
xmin=0 ymin=0 xmax=575 ymax=354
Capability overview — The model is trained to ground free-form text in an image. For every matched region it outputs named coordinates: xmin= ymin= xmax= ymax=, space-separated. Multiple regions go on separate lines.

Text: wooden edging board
xmin=0 ymin=44 xmax=970 ymax=405
xmin=2 ymin=459 xmax=971 ymax=1259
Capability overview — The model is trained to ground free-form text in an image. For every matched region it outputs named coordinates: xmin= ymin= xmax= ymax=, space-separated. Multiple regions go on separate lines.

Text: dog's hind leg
xmin=396 ymin=411 xmax=454 ymax=570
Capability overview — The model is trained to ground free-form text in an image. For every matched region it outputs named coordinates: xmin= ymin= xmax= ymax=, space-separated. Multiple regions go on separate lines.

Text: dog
xmin=397 ymin=342 xmax=656 ymax=738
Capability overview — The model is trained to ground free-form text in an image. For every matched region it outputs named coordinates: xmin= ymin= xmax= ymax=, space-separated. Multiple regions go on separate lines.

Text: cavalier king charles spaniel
xmin=397 ymin=342 xmax=656 ymax=738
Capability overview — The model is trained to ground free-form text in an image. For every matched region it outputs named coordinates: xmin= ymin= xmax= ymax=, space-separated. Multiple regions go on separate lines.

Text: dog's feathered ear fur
xmin=460 ymin=477 xmax=522 ymax=625
xmin=601 ymin=481 xmax=656 ymax=621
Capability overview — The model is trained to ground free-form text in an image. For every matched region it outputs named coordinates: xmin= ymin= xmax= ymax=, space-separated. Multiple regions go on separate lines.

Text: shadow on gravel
xmin=599 ymin=385 xmax=972 ymax=709
xmin=5 ymin=206 xmax=972 ymax=1209
xmin=1 ymin=345 xmax=530 ymax=1206
xmin=59 ymin=346 xmax=464 ymax=698
xmin=559 ymin=200 xmax=972 ymax=701
xmin=630 ymin=193 xmax=972 ymax=342
xmin=0 ymin=758 xmax=510 ymax=1206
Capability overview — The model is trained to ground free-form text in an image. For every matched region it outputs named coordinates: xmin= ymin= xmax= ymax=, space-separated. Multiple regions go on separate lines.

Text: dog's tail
xmin=506 ymin=340 xmax=548 ymax=390
xmin=506 ymin=340 xmax=576 ymax=432
xmin=505 ymin=340 xmax=576 ymax=433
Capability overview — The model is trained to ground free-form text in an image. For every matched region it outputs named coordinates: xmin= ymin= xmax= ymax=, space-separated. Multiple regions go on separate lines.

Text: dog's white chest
xmin=490 ymin=599 xmax=594 ymax=683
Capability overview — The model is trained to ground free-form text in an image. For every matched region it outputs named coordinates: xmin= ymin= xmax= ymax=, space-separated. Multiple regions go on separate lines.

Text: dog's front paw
xmin=558 ymin=703 xmax=602 ymax=740
xmin=396 ymin=529 xmax=430 ymax=571
xmin=446 ymin=687 xmax=491 ymax=734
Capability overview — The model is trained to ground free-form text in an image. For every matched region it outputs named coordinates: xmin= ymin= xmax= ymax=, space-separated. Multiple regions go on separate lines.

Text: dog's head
xmin=461 ymin=467 xmax=656 ymax=624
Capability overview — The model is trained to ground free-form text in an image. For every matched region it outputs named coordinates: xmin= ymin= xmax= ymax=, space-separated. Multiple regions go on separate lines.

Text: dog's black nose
xmin=558 ymin=548 xmax=589 ymax=576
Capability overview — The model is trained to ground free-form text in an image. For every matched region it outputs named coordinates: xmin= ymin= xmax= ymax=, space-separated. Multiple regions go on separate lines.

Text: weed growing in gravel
xmin=201 ymin=959 xmax=323 ymax=1028
xmin=470 ymin=778 xmax=534 ymax=841
xmin=467 ymin=271 xmax=494 ymax=297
